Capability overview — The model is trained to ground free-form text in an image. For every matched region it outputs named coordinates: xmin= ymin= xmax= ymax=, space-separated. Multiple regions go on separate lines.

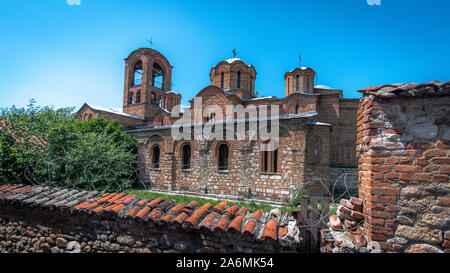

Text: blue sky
xmin=0 ymin=0 xmax=449 ymax=111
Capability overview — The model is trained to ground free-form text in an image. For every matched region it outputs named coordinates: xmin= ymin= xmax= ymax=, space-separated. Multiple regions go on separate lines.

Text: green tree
xmin=0 ymin=100 xmax=137 ymax=192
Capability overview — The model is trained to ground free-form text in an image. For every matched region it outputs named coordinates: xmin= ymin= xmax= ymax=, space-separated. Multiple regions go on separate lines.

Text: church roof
xmin=83 ymin=103 xmax=145 ymax=120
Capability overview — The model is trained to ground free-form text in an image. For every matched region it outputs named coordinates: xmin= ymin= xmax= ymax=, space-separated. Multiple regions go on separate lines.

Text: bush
xmin=0 ymin=100 xmax=137 ymax=192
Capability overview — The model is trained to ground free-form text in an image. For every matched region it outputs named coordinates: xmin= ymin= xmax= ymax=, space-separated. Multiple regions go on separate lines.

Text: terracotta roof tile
xmin=135 ymin=206 xmax=151 ymax=219
xmin=148 ymin=197 xmax=164 ymax=208
xmin=262 ymin=219 xmax=278 ymax=241
xmin=227 ymin=215 xmax=245 ymax=232
xmin=0 ymin=184 xmax=301 ymax=244
xmin=183 ymin=203 xmax=212 ymax=228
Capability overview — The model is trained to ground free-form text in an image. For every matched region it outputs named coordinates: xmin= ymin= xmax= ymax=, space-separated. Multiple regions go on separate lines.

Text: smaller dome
xmin=315 ymin=84 xmax=333 ymax=90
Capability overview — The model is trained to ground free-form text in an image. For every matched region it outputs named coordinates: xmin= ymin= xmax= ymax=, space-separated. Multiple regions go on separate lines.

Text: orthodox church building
xmin=76 ymin=48 xmax=358 ymax=202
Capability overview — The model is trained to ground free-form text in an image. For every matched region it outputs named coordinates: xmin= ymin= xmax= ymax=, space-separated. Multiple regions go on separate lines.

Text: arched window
xmin=312 ymin=136 xmax=321 ymax=164
xmin=237 ymin=71 xmax=241 ymax=88
xmin=181 ymin=143 xmax=191 ymax=170
xmin=342 ymin=141 xmax=355 ymax=166
xmin=250 ymin=76 xmax=253 ymax=93
xmin=128 ymin=92 xmax=135 ymax=104
xmin=83 ymin=113 xmax=88 ymax=120
xmin=295 ymin=104 xmax=299 ymax=114
xmin=151 ymin=92 xmax=157 ymax=105
xmin=261 ymin=140 xmax=279 ymax=173
xmin=221 ymin=72 xmax=224 ymax=89
xmin=135 ymin=91 xmax=141 ymax=103
xmin=152 ymin=145 xmax=160 ymax=169
xmin=218 ymin=143 xmax=229 ymax=170
xmin=133 ymin=61 xmax=143 ymax=86
xmin=296 ymin=75 xmax=300 ymax=91
xmin=152 ymin=62 xmax=164 ymax=90
xmin=88 ymin=113 xmax=93 ymax=120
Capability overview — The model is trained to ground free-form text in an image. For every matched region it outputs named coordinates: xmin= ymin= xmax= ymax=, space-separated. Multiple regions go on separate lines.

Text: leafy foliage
xmin=0 ymin=100 xmax=137 ymax=192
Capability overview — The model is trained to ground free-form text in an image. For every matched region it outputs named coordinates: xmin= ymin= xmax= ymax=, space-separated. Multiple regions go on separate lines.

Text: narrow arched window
xmin=221 ymin=72 xmax=224 ymax=89
xmin=295 ymin=104 xmax=299 ymax=114
xmin=261 ymin=140 xmax=279 ymax=173
xmin=152 ymin=145 xmax=160 ymax=169
xmin=136 ymin=91 xmax=141 ymax=103
xmin=296 ymin=74 xmax=300 ymax=91
xmin=152 ymin=62 xmax=164 ymax=90
xmin=237 ymin=71 xmax=241 ymax=88
xmin=88 ymin=113 xmax=93 ymax=120
xmin=133 ymin=61 xmax=143 ymax=86
xmin=83 ymin=113 xmax=88 ymax=120
xmin=218 ymin=143 xmax=229 ymax=170
xmin=128 ymin=93 xmax=135 ymax=104
xmin=181 ymin=143 xmax=191 ymax=170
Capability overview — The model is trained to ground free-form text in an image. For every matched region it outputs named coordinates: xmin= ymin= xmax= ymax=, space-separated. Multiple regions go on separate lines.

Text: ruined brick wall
xmin=0 ymin=184 xmax=302 ymax=253
xmin=356 ymin=81 xmax=450 ymax=253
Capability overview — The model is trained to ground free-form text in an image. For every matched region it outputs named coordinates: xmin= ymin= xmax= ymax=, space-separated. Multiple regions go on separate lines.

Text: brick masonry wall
xmin=356 ymin=81 xmax=450 ymax=253
xmin=134 ymin=118 xmax=330 ymax=203
xmin=0 ymin=184 xmax=302 ymax=253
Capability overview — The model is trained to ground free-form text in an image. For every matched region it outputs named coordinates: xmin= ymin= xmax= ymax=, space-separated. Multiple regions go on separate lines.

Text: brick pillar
xmin=356 ymin=81 xmax=449 ymax=253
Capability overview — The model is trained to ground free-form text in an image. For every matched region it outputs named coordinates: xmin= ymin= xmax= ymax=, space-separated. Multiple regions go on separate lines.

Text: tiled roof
xmin=357 ymin=80 xmax=450 ymax=98
xmin=0 ymin=184 xmax=301 ymax=246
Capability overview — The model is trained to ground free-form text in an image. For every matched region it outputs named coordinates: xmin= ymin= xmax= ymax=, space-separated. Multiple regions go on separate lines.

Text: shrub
xmin=0 ymin=100 xmax=137 ymax=192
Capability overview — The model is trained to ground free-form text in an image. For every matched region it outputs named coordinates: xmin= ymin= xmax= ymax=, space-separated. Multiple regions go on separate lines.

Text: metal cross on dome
xmin=232 ymin=49 xmax=237 ymax=58
xmin=147 ymin=38 xmax=155 ymax=48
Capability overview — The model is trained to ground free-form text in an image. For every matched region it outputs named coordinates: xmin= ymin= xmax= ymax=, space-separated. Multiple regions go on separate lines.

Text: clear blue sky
xmin=0 ymin=0 xmax=449 ymax=111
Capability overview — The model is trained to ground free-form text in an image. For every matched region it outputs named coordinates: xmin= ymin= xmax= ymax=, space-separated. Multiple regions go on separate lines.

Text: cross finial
xmin=299 ymin=53 xmax=302 ymax=67
xmin=232 ymin=49 xmax=237 ymax=58
xmin=147 ymin=38 xmax=155 ymax=48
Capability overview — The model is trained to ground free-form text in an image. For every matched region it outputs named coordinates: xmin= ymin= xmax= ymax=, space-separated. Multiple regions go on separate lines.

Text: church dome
xmin=210 ymin=56 xmax=257 ymax=97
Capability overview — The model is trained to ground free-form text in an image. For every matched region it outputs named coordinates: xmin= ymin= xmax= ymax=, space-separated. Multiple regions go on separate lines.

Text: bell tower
xmin=123 ymin=48 xmax=181 ymax=120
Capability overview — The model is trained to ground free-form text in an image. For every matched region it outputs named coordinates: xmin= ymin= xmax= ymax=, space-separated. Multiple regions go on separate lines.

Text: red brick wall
xmin=356 ymin=81 xmax=449 ymax=253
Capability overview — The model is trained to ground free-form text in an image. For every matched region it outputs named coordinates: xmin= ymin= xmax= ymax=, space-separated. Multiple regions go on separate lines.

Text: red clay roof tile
xmin=73 ymin=201 xmax=89 ymax=209
xmin=95 ymin=193 xmax=117 ymax=204
xmin=278 ymin=226 xmax=288 ymax=237
xmin=148 ymin=197 xmax=163 ymax=208
xmin=136 ymin=198 xmax=151 ymax=206
xmin=224 ymin=205 xmax=239 ymax=217
xmin=212 ymin=201 xmax=228 ymax=213
xmin=149 ymin=208 xmax=164 ymax=222
xmin=172 ymin=212 xmax=189 ymax=225
xmin=213 ymin=217 xmax=230 ymax=232
xmin=227 ymin=215 xmax=245 ymax=232
xmin=135 ymin=206 xmax=151 ymax=219
xmin=242 ymin=220 xmax=257 ymax=235
xmin=262 ymin=219 xmax=278 ymax=241
xmin=107 ymin=193 xmax=126 ymax=203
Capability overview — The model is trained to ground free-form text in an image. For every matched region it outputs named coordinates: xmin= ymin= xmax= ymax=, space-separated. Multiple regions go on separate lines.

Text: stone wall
xmin=356 ymin=80 xmax=450 ymax=253
xmin=0 ymin=184 xmax=302 ymax=253
xmin=330 ymin=167 xmax=358 ymax=195
xmin=133 ymin=118 xmax=331 ymax=203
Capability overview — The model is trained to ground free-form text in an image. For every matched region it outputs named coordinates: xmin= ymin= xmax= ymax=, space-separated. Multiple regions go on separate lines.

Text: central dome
xmin=209 ymin=57 xmax=257 ymax=98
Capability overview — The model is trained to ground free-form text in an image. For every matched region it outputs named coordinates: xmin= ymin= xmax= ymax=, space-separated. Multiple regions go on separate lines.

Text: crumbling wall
xmin=356 ymin=81 xmax=450 ymax=253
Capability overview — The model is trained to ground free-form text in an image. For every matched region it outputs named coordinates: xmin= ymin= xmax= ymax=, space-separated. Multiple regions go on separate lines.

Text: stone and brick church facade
xmin=76 ymin=48 xmax=359 ymax=202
